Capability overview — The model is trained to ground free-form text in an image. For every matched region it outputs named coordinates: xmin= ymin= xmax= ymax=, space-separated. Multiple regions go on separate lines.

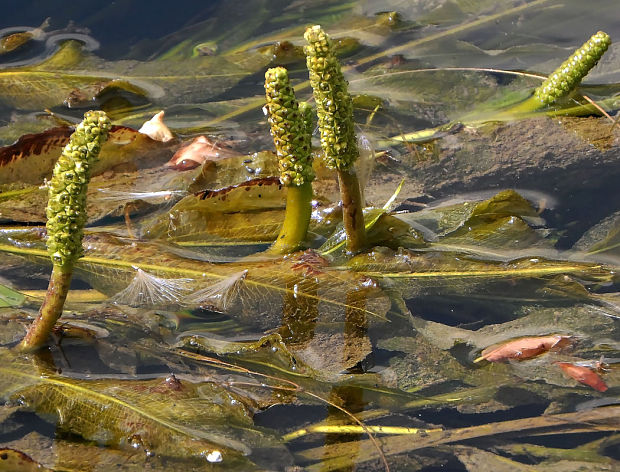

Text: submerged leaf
xmin=187 ymin=270 xmax=249 ymax=311
xmin=556 ymin=362 xmax=609 ymax=392
xmin=474 ymin=335 xmax=573 ymax=363
xmin=0 ymin=348 xmax=283 ymax=468
xmin=111 ymin=268 xmax=194 ymax=307
xmin=0 ymin=283 xmax=24 ymax=307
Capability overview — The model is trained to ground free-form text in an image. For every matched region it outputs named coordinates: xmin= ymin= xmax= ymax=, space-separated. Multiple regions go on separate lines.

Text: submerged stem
xmin=269 ymin=182 xmax=313 ymax=254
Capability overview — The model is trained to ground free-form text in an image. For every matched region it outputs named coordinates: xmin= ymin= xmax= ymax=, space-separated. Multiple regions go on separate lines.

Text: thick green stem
xmin=18 ymin=265 xmax=73 ymax=352
xmin=270 ymin=182 xmax=313 ymax=254
xmin=338 ymin=169 xmax=366 ymax=253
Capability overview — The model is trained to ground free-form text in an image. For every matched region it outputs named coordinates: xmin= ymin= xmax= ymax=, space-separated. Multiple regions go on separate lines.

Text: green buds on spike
xmin=304 ymin=25 xmax=358 ymax=172
xmin=264 ymin=67 xmax=314 ymax=187
xmin=46 ymin=110 xmax=111 ymax=268
xmin=534 ymin=31 xmax=611 ymax=106
xmin=19 ymin=110 xmax=111 ymax=352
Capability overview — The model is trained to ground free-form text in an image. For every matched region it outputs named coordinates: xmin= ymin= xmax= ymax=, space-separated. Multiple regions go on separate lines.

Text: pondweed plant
xmin=304 ymin=25 xmax=367 ymax=253
xmin=264 ymin=67 xmax=314 ymax=254
xmin=18 ymin=110 xmax=111 ymax=352
xmin=511 ymin=31 xmax=611 ymax=113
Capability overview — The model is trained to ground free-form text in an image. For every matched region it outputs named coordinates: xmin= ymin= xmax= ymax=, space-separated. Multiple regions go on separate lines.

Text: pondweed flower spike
xmin=305 ymin=25 xmax=367 ymax=253
xmin=264 ymin=67 xmax=314 ymax=254
xmin=19 ymin=110 xmax=111 ymax=352
xmin=513 ymin=31 xmax=611 ymax=113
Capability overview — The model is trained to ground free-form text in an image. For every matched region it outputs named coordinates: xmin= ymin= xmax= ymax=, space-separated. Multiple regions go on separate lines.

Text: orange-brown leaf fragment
xmin=475 ymin=335 xmax=572 ymax=363
xmin=556 ymin=362 xmax=608 ymax=392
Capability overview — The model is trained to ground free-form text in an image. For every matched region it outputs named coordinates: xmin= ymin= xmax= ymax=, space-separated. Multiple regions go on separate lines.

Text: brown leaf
xmin=475 ymin=335 xmax=572 ymax=363
xmin=556 ymin=362 xmax=608 ymax=392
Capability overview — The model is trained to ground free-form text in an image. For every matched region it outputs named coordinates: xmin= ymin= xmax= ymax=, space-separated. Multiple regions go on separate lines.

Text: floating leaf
xmin=0 ymin=40 xmax=271 ymax=111
xmin=0 ymin=125 xmax=174 ymax=186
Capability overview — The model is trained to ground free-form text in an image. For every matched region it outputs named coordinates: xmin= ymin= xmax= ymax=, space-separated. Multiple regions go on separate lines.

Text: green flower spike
xmin=19 ymin=110 xmax=111 ymax=352
xmin=305 ymin=25 xmax=367 ymax=253
xmin=304 ymin=25 xmax=358 ymax=171
xmin=511 ymin=31 xmax=611 ymax=114
xmin=264 ymin=67 xmax=314 ymax=254
xmin=534 ymin=31 xmax=611 ymax=106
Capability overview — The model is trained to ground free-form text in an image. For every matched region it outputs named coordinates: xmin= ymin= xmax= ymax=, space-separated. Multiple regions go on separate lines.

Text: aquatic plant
xmin=18 ymin=110 xmax=110 ymax=352
xmin=264 ymin=67 xmax=314 ymax=254
xmin=513 ymin=31 xmax=611 ymax=112
xmin=304 ymin=25 xmax=367 ymax=253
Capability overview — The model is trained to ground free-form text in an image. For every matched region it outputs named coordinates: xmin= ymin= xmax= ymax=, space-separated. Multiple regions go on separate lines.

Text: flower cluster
xmin=46 ymin=110 xmax=111 ymax=267
xmin=264 ymin=67 xmax=314 ymax=187
xmin=304 ymin=25 xmax=358 ymax=171
xmin=534 ymin=31 xmax=611 ymax=106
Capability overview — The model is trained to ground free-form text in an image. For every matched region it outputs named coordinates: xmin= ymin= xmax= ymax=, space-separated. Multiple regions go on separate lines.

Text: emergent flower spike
xmin=19 ymin=110 xmax=111 ymax=352
xmin=264 ymin=67 xmax=314 ymax=187
xmin=46 ymin=110 xmax=111 ymax=268
xmin=534 ymin=31 xmax=611 ymax=106
xmin=304 ymin=25 xmax=358 ymax=172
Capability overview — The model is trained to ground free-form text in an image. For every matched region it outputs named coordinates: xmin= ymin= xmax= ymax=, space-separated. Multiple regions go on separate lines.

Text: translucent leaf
xmin=111 ymin=268 xmax=194 ymax=307
xmin=0 ymin=283 xmax=24 ymax=307
xmin=0 ymin=348 xmax=284 ymax=468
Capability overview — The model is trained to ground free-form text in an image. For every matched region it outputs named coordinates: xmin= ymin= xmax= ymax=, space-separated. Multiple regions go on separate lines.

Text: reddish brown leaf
xmin=556 ymin=362 xmax=608 ymax=392
xmin=475 ymin=335 xmax=572 ymax=363
xmin=165 ymin=135 xmax=237 ymax=170
xmin=0 ymin=125 xmax=174 ymax=185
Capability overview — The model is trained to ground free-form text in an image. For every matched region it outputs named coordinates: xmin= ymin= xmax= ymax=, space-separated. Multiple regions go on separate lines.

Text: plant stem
xmin=270 ymin=182 xmax=313 ymax=254
xmin=17 ymin=110 xmax=110 ymax=352
xmin=18 ymin=265 xmax=72 ymax=352
xmin=305 ymin=25 xmax=367 ymax=253
xmin=337 ymin=170 xmax=367 ymax=253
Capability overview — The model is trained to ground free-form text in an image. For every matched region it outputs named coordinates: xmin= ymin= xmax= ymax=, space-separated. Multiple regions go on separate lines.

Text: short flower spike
xmin=20 ymin=110 xmax=111 ymax=352
xmin=534 ymin=31 xmax=611 ymax=106
xmin=304 ymin=25 xmax=358 ymax=172
xmin=46 ymin=110 xmax=111 ymax=268
xmin=264 ymin=67 xmax=314 ymax=187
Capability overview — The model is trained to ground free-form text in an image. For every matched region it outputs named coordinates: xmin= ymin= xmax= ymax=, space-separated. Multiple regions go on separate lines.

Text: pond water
xmin=0 ymin=0 xmax=619 ymax=471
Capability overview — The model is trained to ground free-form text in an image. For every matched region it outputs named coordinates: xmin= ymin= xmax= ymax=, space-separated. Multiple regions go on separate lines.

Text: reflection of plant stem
xmin=305 ymin=25 xmax=367 ymax=253
xmin=19 ymin=111 xmax=110 ymax=352
xmin=264 ymin=67 xmax=314 ymax=254
xmin=510 ymin=31 xmax=611 ymax=114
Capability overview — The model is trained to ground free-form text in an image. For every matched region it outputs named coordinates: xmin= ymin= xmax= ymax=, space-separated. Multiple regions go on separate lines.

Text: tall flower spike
xmin=46 ymin=110 xmax=111 ymax=268
xmin=534 ymin=31 xmax=611 ymax=106
xmin=305 ymin=25 xmax=367 ymax=253
xmin=264 ymin=67 xmax=314 ymax=254
xmin=19 ymin=110 xmax=110 ymax=352
xmin=304 ymin=25 xmax=358 ymax=172
xmin=264 ymin=67 xmax=314 ymax=187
